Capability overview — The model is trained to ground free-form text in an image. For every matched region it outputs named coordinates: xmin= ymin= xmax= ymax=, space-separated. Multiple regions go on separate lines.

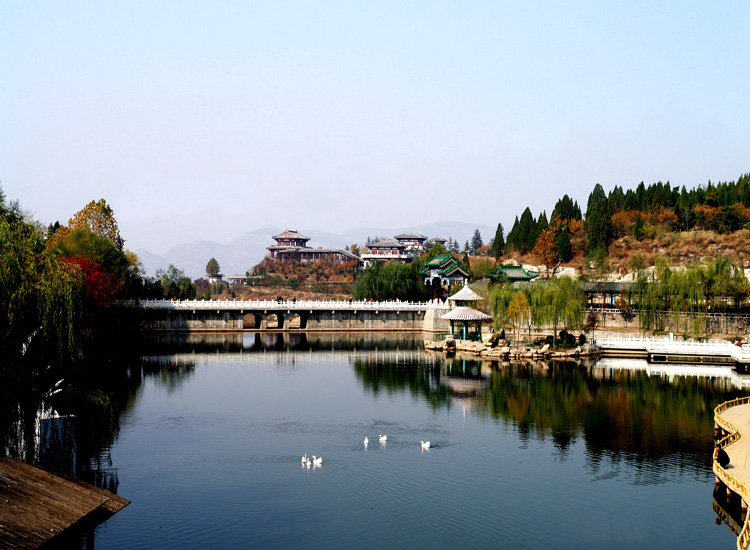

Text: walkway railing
xmin=135 ymin=298 xmax=447 ymax=312
xmin=598 ymin=336 xmax=750 ymax=363
xmin=714 ymin=397 xmax=750 ymax=550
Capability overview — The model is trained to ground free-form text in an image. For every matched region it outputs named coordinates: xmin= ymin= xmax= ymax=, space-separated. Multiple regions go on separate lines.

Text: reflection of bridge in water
xmin=592 ymin=357 xmax=750 ymax=390
xmin=139 ymin=331 xmax=440 ymax=368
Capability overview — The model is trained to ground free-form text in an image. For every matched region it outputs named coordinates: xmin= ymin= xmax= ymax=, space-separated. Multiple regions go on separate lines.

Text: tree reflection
xmin=351 ymin=355 xmax=744 ymax=470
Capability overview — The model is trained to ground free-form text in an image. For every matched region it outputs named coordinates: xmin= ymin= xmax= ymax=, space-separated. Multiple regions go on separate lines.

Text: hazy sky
xmin=2 ymin=2 xmax=749 ymax=254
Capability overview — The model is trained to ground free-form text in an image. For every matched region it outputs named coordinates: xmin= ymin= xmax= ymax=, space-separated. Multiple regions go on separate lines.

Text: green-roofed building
xmin=419 ymin=254 xmax=469 ymax=287
xmin=492 ymin=264 xmax=539 ymax=284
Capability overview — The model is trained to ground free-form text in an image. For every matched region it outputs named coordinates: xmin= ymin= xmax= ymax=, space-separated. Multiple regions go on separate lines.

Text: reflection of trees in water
xmin=473 ymin=360 xmax=741 ymax=470
xmin=351 ymin=355 xmax=744 ymax=471
xmin=136 ymin=357 xmax=197 ymax=394
xmin=352 ymin=357 xmax=453 ymax=410
xmin=0 ymin=381 xmax=122 ymax=495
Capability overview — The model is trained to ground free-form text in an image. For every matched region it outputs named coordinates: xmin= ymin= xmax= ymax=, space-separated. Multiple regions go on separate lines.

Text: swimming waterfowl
xmin=379 ymin=435 xmax=387 ymax=442
xmin=312 ymin=456 xmax=323 ymax=465
xmin=364 ymin=437 xmax=369 ymax=445
xmin=301 ymin=454 xmax=308 ymax=464
xmin=420 ymin=441 xmax=430 ymax=450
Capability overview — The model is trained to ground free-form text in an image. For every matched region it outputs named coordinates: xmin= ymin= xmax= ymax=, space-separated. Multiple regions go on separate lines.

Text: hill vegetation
xmin=502 ymin=173 xmax=750 ymax=275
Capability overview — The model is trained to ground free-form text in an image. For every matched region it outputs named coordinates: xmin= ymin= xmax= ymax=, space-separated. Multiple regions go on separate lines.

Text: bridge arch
xmin=243 ymin=313 xmax=259 ymax=328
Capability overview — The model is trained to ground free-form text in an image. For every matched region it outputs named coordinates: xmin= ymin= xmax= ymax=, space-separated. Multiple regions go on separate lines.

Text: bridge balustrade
xmin=135 ymin=298 xmax=446 ymax=311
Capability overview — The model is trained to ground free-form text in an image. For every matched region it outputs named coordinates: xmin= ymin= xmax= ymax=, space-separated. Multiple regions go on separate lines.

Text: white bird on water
xmin=312 ymin=456 xmax=323 ymax=465
xmin=420 ymin=441 xmax=430 ymax=450
xmin=301 ymin=454 xmax=308 ymax=465
xmin=364 ymin=437 xmax=369 ymax=445
xmin=379 ymin=434 xmax=387 ymax=442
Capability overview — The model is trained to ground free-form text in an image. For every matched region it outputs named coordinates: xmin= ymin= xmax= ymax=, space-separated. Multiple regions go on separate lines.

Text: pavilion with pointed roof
xmin=441 ymin=283 xmax=493 ymax=340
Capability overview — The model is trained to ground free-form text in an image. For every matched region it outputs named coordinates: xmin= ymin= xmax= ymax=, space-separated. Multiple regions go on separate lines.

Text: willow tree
xmin=506 ymin=291 xmax=531 ymax=342
xmin=530 ymin=276 xmax=584 ymax=347
xmin=0 ymin=200 xmax=83 ymax=383
xmin=351 ymin=261 xmax=428 ymax=302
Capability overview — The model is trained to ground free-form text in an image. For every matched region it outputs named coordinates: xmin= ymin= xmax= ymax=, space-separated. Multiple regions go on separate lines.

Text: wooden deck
xmin=714 ymin=399 xmax=750 ymax=550
xmin=0 ymin=457 xmax=129 ymax=549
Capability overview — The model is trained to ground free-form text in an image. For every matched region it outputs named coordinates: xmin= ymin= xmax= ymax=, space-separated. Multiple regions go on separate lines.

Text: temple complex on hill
xmin=360 ymin=231 xmax=448 ymax=266
xmin=267 ymin=230 xmax=360 ymax=264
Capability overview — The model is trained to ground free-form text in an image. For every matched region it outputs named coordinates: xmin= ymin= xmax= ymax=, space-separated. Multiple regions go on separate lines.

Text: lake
xmin=5 ymin=332 xmax=747 ymax=549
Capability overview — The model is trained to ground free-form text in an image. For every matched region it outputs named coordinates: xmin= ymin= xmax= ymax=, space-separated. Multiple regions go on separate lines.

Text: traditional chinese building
xmin=492 ymin=264 xmax=539 ymax=285
xmin=394 ymin=232 xmax=428 ymax=250
xmin=267 ymin=230 xmax=360 ymax=264
xmin=441 ymin=283 xmax=493 ymax=340
xmin=360 ymin=237 xmax=412 ymax=266
xmin=420 ymin=253 xmax=470 ymax=287
xmin=424 ymin=236 xmax=447 ymax=249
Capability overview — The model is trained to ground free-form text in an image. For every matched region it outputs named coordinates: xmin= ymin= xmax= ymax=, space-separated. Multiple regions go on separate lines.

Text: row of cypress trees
xmin=502 ymin=173 xmax=750 ymax=259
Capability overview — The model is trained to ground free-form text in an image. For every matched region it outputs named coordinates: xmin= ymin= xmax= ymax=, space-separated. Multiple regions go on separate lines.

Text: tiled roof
xmin=368 ymin=237 xmax=405 ymax=249
xmin=441 ymin=306 xmax=492 ymax=321
xmin=272 ymin=230 xmax=310 ymax=241
xmin=420 ymin=254 xmax=469 ymax=277
xmin=495 ymin=264 xmax=539 ymax=281
xmin=424 ymin=253 xmax=454 ymax=267
xmin=448 ymin=284 xmax=484 ymax=302
xmin=394 ymin=232 xmax=427 ymax=240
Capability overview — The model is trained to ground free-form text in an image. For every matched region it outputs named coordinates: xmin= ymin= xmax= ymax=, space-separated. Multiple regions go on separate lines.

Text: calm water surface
xmin=15 ymin=332 xmax=750 ymax=548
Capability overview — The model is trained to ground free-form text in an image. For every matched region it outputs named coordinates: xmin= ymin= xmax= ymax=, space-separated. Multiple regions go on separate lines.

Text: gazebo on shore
xmin=441 ymin=284 xmax=493 ymax=340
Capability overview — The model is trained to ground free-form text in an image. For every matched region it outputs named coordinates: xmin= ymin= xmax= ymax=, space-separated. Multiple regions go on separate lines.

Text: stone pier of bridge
xmin=137 ymin=299 xmax=451 ymax=333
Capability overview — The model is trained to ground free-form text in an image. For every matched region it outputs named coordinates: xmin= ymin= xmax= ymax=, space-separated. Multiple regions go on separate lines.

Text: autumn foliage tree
xmin=46 ymin=199 xmax=123 ymax=251
xmin=532 ymin=228 xmax=560 ymax=278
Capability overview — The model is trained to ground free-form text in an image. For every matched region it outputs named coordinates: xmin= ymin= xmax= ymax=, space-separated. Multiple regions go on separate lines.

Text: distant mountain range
xmin=136 ymin=221 xmax=496 ymax=280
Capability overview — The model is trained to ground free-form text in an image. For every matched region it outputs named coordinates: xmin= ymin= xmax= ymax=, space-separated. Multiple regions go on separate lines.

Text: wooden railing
xmin=714 ymin=396 xmax=750 ymax=550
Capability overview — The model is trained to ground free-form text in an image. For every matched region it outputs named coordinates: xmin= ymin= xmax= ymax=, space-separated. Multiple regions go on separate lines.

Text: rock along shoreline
xmin=424 ymin=336 xmax=601 ymax=360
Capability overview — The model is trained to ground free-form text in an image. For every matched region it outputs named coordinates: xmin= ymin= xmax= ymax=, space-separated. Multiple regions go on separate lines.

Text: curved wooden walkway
xmin=715 ymin=398 xmax=750 ymax=550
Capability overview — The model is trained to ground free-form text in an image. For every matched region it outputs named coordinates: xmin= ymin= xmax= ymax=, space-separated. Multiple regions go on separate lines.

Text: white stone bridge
xmin=136 ymin=299 xmax=450 ymax=332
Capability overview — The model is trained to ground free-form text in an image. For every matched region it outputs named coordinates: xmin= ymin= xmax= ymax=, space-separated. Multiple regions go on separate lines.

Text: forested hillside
xmin=501 ymin=173 xmax=750 ymax=272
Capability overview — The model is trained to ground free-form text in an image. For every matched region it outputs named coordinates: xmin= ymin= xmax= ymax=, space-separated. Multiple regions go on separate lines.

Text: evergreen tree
xmin=537 ymin=211 xmax=549 ymax=233
xmin=470 ymin=229 xmax=483 ymax=253
xmin=551 ymin=195 xmax=582 ymax=222
xmin=206 ymin=257 xmax=220 ymax=276
xmin=492 ymin=223 xmax=505 ymax=259
xmin=514 ymin=207 xmax=536 ymax=253
xmin=504 ymin=216 xmax=519 ymax=254
xmin=555 ymin=230 xmax=573 ymax=262
xmin=585 ymin=183 xmax=613 ymax=255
